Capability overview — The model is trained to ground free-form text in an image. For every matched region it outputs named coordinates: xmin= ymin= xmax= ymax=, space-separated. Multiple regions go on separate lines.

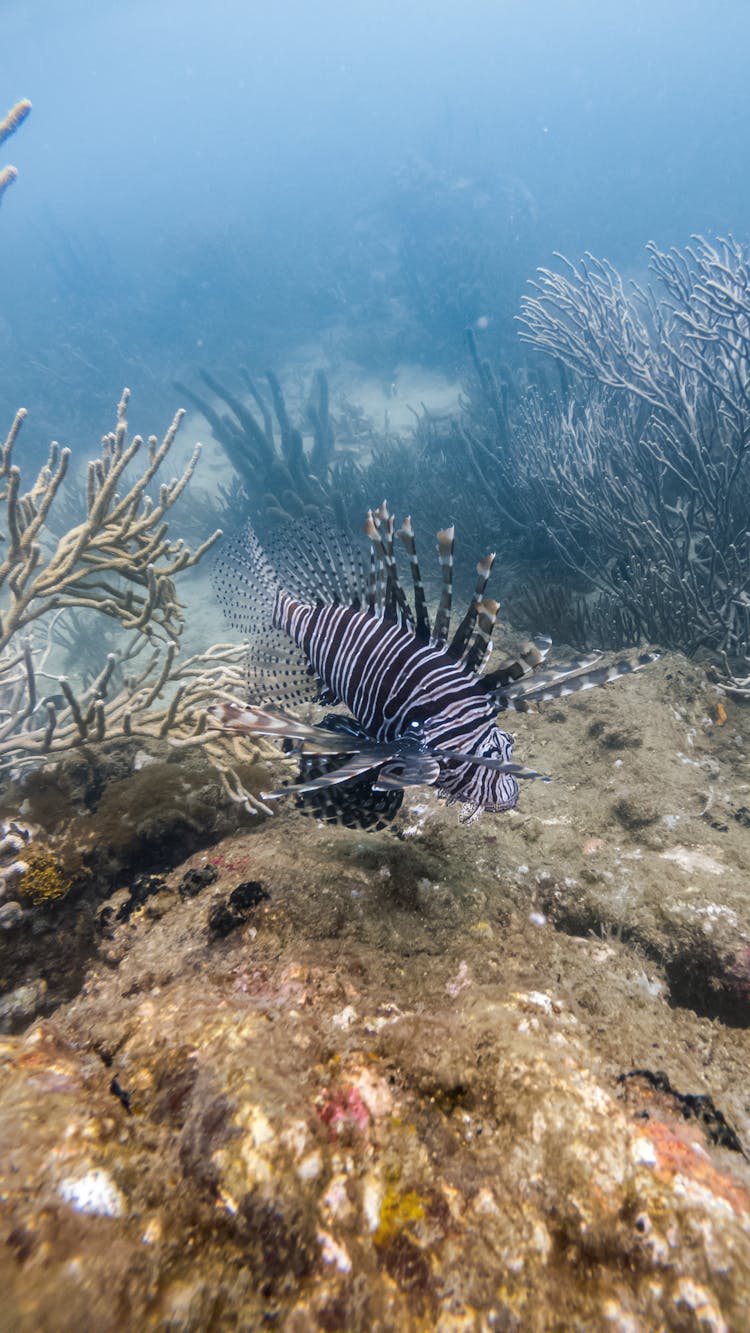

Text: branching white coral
xmin=0 ymin=393 xmax=268 ymax=814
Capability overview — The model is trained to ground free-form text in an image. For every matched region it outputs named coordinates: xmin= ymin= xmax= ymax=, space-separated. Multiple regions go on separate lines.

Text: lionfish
xmin=211 ymin=504 xmax=656 ymax=830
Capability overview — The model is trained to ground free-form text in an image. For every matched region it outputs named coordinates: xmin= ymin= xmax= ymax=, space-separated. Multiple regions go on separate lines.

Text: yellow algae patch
xmin=20 ymin=849 xmax=73 ymax=906
xmin=375 ymin=1187 xmax=427 ymax=1245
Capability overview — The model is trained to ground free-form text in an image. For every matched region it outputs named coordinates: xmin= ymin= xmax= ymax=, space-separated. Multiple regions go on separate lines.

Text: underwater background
xmin=3 ymin=0 xmax=750 ymax=436
xmin=2 ymin=2 xmax=750 ymax=1330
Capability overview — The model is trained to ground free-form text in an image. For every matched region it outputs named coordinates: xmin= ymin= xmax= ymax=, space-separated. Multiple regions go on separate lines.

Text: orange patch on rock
xmin=640 ymin=1117 xmax=750 ymax=1215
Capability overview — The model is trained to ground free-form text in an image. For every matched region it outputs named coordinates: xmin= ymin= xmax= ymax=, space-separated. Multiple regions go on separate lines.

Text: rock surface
xmin=0 ymin=654 xmax=749 ymax=1329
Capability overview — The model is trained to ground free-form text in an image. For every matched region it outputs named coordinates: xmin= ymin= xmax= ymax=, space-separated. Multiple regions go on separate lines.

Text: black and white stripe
xmin=273 ymin=589 xmax=521 ymax=811
xmin=213 ymin=509 xmax=658 ymax=825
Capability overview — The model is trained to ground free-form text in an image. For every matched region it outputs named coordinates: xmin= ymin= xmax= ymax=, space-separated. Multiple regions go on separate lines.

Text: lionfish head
xmin=435 ymin=724 xmax=520 ymax=825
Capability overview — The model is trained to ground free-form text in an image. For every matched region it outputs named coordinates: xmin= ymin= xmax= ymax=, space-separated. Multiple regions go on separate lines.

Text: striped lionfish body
xmin=212 ymin=505 xmax=656 ymax=829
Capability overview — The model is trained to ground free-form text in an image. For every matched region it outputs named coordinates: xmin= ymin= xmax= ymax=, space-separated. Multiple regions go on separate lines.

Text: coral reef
xmin=0 ymin=816 xmax=33 ymax=914
xmin=0 ymin=391 xmax=273 ymax=813
xmin=0 ymin=106 xmax=269 ymax=819
xmin=175 ymin=368 xmax=356 ymax=530
xmin=176 ymin=364 xmax=480 ymax=554
xmin=0 ymin=384 xmax=274 ymax=1008
xmin=0 ymin=733 xmax=273 ymax=1024
xmin=440 ymin=239 xmax=750 ymax=680
xmin=14 ymin=846 xmax=72 ymax=908
xmin=714 ymin=658 xmax=750 ymax=700
xmin=3 ymin=77 xmax=748 ymax=1325
xmin=1 ymin=652 xmax=750 ymax=1328
xmin=516 ymin=237 xmax=750 ymax=665
xmin=0 ymin=390 xmax=214 ymax=655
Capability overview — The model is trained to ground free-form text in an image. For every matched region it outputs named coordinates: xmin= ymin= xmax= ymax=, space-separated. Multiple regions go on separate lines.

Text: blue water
xmin=2 ymin=0 xmax=749 ymax=447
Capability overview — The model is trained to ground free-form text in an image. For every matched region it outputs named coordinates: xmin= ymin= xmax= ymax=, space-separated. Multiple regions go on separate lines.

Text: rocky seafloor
xmin=1 ymin=653 xmax=749 ymax=1331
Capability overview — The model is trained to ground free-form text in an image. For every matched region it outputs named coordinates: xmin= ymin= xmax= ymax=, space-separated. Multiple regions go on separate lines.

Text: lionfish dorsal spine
xmin=366 ymin=502 xmax=413 ymax=627
xmin=464 ymin=597 xmax=500 ymax=673
xmin=397 ymin=515 xmax=431 ymax=641
xmin=382 ymin=506 xmax=414 ymax=625
xmin=433 ymin=526 xmax=455 ymax=645
xmin=480 ymin=635 xmax=552 ymax=693
xmin=304 ymin=529 xmax=342 ymax=606
xmin=366 ymin=543 xmax=377 ymax=614
xmin=448 ymin=551 xmax=496 ymax=662
xmin=364 ymin=508 xmax=388 ymax=613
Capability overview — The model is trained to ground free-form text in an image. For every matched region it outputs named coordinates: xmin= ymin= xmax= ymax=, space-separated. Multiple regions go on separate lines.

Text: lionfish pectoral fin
xmin=261 ymin=751 xmax=385 ymax=800
xmin=372 ymin=755 xmax=441 ymax=791
xmin=487 ymin=652 xmax=605 ymax=701
xmin=435 ymin=747 xmax=551 ymax=781
xmin=493 ymin=762 xmax=551 ymax=782
xmin=209 ymin=702 xmax=356 ymax=753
